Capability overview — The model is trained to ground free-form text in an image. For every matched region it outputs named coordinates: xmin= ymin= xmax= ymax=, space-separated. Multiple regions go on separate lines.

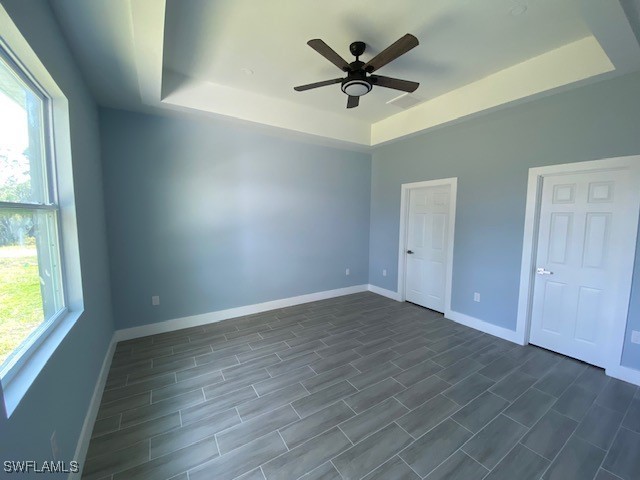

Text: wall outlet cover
xmin=474 ymin=292 xmax=481 ymax=302
xmin=152 ymin=295 xmax=160 ymax=306
xmin=383 ymin=269 xmax=387 ymax=277
xmin=632 ymin=330 xmax=640 ymax=344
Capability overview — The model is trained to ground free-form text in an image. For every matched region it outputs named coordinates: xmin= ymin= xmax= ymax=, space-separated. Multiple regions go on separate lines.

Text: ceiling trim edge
xmin=371 ymin=36 xmax=613 ymax=145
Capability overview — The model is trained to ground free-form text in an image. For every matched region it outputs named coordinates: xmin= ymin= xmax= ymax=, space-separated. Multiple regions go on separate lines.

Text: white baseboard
xmin=114 ymin=284 xmax=369 ymax=342
xmin=606 ymin=364 xmax=640 ymax=387
xmin=367 ymin=284 xmax=402 ymax=301
xmin=71 ymin=335 xmax=117 ymax=479
xmin=445 ymin=309 xmax=521 ymax=344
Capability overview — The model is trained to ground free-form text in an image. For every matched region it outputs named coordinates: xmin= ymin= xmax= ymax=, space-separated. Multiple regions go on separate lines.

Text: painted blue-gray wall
xmin=629 ymin=219 xmax=640 ymax=368
xmin=369 ymin=71 xmax=640 ymax=369
xmin=100 ymin=109 xmax=371 ymax=330
xmin=0 ymin=0 xmax=114 ymax=472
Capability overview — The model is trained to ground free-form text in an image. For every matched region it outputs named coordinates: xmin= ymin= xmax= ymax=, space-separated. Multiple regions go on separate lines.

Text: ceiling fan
xmin=294 ymin=34 xmax=420 ymax=109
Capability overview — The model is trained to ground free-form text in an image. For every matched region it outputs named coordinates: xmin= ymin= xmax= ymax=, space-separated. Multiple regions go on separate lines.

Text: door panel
xmin=407 ymin=258 xmax=424 ymax=298
xmin=574 ymin=286 xmax=601 ymax=343
xmin=412 ymin=214 xmax=426 ymax=247
xmin=529 ymin=169 xmax=631 ymax=367
xmin=405 ymin=184 xmax=451 ymax=312
xmin=582 ymin=213 xmax=609 ymax=268
xmin=426 ymin=260 xmax=444 ymax=299
xmin=540 ymin=281 xmax=565 ymax=335
xmin=431 ymin=213 xmax=446 ymax=250
xmin=552 ymin=184 xmax=576 ymax=204
xmin=547 ymin=213 xmax=572 ymax=264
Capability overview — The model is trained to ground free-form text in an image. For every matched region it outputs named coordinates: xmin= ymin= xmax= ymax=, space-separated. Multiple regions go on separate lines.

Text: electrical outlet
xmin=345 ymin=268 xmax=350 ymax=276
xmin=474 ymin=292 xmax=481 ymax=302
xmin=382 ymin=269 xmax=387 ymax=277
xmin=51 ymin=431 xmax=60 ymax=461
xmin=152 ymin=295 xmax=160 ymax=306
xmin=632 ymin=330 xmax=640 ymax=344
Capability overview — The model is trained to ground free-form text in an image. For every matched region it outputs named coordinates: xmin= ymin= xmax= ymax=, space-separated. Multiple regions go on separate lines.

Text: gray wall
xmin=0 ymin=0 xmax=114 ymax=470
xmin=100 ymin=109 xmax=371 ymax=330
xmin=369 ymin=71 xmax=640 ymax=369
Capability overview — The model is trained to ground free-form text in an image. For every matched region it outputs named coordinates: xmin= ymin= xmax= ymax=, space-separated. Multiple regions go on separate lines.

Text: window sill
xmin=1 ymin=308 xmax=83 ymax=418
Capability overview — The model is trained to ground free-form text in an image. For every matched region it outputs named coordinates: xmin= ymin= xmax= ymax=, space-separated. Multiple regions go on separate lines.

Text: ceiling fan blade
xmin=307 ymin=39 xmax=351 ymax=71
xmin=363 ymin=34 xmax=419 ymax=73
xmin=347 ymin=95 xmax=359 ymax=109
xmin=294 ymin=78 xmax=343 ymax=92
xmin=370 ymin=75 xmax=419 ymax=92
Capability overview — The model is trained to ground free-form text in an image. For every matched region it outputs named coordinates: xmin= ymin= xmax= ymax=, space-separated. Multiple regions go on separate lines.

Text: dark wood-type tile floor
xmin=83 ymin=292 xmax=640 ymax=480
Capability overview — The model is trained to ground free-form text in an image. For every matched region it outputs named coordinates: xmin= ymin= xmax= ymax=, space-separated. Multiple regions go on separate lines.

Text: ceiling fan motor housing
xmin=341 ymin=62 xmax=372 ymax=97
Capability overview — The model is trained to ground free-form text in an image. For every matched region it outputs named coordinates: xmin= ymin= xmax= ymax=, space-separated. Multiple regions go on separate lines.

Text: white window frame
xmin=0 ymin=5 xmax=83 ymax=418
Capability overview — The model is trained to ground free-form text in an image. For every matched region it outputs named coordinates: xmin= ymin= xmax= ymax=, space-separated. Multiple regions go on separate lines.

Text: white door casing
xmin=398 ymin=179 xmax=457 ymax=313
xmin=517 ymin=157 xmax=640 ymax=376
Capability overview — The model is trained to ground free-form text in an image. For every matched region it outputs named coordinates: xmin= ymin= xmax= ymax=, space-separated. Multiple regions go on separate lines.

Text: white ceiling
xmin=49 ymin=0 xmax=640 ymax=147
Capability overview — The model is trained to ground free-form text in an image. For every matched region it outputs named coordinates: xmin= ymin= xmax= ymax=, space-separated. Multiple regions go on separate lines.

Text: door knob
xmin=536 ymin=267 xmax=553 ymax=275
xmin=407 ymin=250 xmax=414 ymax=254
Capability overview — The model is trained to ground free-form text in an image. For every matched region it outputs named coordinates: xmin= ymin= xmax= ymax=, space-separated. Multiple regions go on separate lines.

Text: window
xmin=0 ymin=6 xmax=81 ymax=417
xmin=0 ymin=47 xmax=65 ymax=376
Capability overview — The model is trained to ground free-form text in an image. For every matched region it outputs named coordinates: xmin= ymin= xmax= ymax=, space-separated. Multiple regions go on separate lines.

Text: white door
xmin=529 ymin=169 xmax=635 ymax=367
xmin=405 ymin=185 xmax=451 ymax=312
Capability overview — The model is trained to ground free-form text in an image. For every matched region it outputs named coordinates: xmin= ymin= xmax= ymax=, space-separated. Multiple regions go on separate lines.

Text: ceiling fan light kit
xmin=341 ymin=79 xmax=371 ymax=97
xmin=294 ymin=34 xmax=420 ymax=109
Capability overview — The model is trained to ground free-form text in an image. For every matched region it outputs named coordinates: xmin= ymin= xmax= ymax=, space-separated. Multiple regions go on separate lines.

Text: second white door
xmin=529 ymin=169 xmax=637 ymax=367
xmin=405 ymin=184 xmax=451 ymax=312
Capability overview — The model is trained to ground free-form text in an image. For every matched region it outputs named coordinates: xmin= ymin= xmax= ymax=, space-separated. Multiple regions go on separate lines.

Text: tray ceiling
xmin=50 ymin=0 xmax=640 ymax=147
